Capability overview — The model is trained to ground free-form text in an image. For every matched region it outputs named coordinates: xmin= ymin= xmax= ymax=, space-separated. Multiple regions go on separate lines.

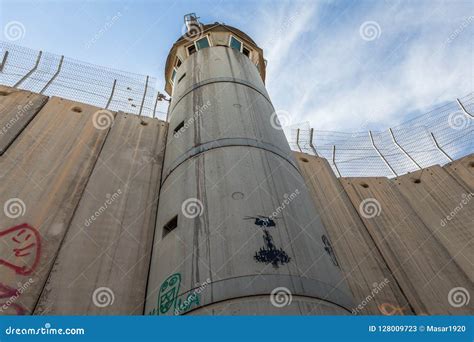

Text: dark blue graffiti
xmin=254 ymin=230 xmax=291 ymax=268
xmin=246 ymin=215 xmax=290 ymax=268
xmin=322 ymin=234 xmax=339 ymax=267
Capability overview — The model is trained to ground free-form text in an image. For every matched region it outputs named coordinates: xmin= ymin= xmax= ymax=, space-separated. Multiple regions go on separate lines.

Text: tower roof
xmin=164 ymin=20 xmax=266 ymax=95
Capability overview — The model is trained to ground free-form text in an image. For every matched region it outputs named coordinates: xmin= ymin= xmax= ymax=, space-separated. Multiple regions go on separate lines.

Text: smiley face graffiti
xmin=0 ymin=224 xmax=41 ymax=275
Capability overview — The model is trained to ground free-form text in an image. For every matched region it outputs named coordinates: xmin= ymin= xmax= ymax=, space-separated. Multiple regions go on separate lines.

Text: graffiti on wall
xmin=148 ymin=273 xmax=201 ymax=316
xmin=0 ymin=224 xmax=41 ymax=275
xmin=0 ymin=224 xmax=41 ymax=315
xmin=245 ymin=215 xmax=291 ymax=268
xmin=321 ymin=234 xmax=339 ymax=267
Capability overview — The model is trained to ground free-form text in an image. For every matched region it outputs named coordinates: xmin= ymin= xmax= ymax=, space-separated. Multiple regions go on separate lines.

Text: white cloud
xmin=253 ymin=0 xmax=473 ymax=132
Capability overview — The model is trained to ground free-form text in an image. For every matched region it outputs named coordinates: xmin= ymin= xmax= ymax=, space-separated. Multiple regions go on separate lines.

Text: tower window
xmin=178 ymin=73 xmax=186 ymax=84
xmin=229 ymin=35 xmax=252 ymax=58
xmin=170 ymin=68 xmax=177 ymax=85
xmin=174 ymin=120 xmax=185 ymax=134
xmin=163 ymin=215 xmax=178 ymax=238
xmin=229 ymin=36 xmax=242 ymax=51
xmin=195 ymin=36 xmax=210 ymax=50
xmin=175 ymin=57 xmax=182 ymax=68
xmin=187 ymin=44 xmax=197 ymax=55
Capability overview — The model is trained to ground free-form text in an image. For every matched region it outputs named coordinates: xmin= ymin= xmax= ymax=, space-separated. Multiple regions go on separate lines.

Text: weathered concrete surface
xmin=444 ymin=153 xmax=474 ymax=191
xmin=394 ymin=166 xmax=474 ymax=283
xmin=295 ymin=152 xmax=412 ymax=315
xmin=146 ymin=43 xmax=354 ymax=315
xmin=342 ymin=177 xmax=474 ymax=315
xmin=0 ymin=97 xmax=112 ymax=315
xmin=146 ymin=147 xmax=353 ymax=315
xmin=0 ymin=85 xmax=48 ymax=155
xmin=163 ymin=46 xmax=291 ymax=182
xmin=34 ymin=114 xmax=167 ymax=315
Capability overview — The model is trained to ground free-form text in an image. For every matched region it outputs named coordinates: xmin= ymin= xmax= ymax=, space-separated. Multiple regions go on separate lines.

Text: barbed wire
xmin=0 ymin=41 xmax=169 ymax=119
xmin=289 ymin=93 xmax=474 ymax=178
xmin=1 ymin=41 xmax=472 ymax=178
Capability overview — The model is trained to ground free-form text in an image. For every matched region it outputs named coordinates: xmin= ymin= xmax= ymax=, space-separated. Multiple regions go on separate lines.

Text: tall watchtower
xmin=145 ymin=15 xmax=354 ymax=315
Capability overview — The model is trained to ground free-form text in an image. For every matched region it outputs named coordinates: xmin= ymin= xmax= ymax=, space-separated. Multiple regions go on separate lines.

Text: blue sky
xmin=0 ymin=0 xmax=472 ymax=131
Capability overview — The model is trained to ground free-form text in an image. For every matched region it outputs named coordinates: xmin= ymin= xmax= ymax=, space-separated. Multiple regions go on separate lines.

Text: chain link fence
xmin=0 ymin=41 xmax=168 ymax=119
xmin=288 ymin=93 xmax=474 ymax=177
xmin=1 ymin=41 xmax=472 ymax=178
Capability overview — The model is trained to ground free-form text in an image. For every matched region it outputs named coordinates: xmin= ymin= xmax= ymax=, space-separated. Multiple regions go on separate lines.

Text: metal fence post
xmin=430 ymin=132 xmax=453 ymax=162
xmin=296 ymin=128 xmax=302 ymax=152
xmin=456 ymin=98 xmax=473 ymax=118
xmin=332 ymin=145 xmax=341 ymax=178
xmin=138 ymin=75 xmax=149 ymax=117
xmin=153 ymin=92 xmax=160 ymax=118
xmin=105 ymin=79 xmax=117 ymax=109
xmin=40 ymin=55 xmax=64 ymax=94
xmin=389 ymin=128 xmax=422 ymax=170
xmin=14 ymin=50 xmax=43 ymax=88
xmin=0 ymin=50 xmax=9 ymax=72
xmin=309 ymin=128 xmax=319 ymax=157
xmin=369 ymin=130 xmax=397 ymax=177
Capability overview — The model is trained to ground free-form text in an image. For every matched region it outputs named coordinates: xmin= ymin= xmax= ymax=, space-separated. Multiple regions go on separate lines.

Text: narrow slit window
xmin=178 ymin=73 xmax=186 ymax=84
xmin=195 ymin=36 xmax=210 ymax=50
xmin=175 ymin=57 xmax=182 ymax=68
xmin=163 ymin=215 xmax=178 ymax=238
xmin=229 ymin=36 xmax=242 ymax=51
xmin=187 ymin=44 xmax=197 ymax=55
xmin=242 ymin=46 xmax=250 ymax=57
xmin=174 ymin=121 xmax=185 ymax=134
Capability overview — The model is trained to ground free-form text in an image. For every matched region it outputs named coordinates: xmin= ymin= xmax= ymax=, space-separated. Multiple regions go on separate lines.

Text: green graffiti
xmin=157 ymin=273 xmax=181 ymax=315
xmin=154 ymin=273 xmax=200 ymax=315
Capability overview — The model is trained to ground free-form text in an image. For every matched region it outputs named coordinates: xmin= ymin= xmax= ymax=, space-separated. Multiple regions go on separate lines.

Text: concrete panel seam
xmin=169 ymin=77 xmax=272 ymax=116
xmin=161 ymin=138 xmax=300 ymax=185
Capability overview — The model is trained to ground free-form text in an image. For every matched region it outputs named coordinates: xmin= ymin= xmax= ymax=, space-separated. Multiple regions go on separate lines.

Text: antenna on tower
xmin=184 ymin=13 xmax=200 ymax=33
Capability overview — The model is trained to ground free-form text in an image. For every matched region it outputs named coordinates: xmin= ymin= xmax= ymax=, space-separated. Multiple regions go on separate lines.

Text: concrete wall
xmin=0 ymin=87 xmax=167 ymax=315
xmin=34 ymin=113 xmax=167 ymax=315
xmin=296 ymin=153 xmax=473 ymax=315
xmin=295 ymin=152 xmax=413 ymax=315
xmin=0 ymin=84 xmax=472 ymax=316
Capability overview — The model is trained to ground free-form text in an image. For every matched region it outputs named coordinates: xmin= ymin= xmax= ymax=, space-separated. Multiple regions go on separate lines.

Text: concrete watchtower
xmin=145 ymin=14 xmax=354 ymax=315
